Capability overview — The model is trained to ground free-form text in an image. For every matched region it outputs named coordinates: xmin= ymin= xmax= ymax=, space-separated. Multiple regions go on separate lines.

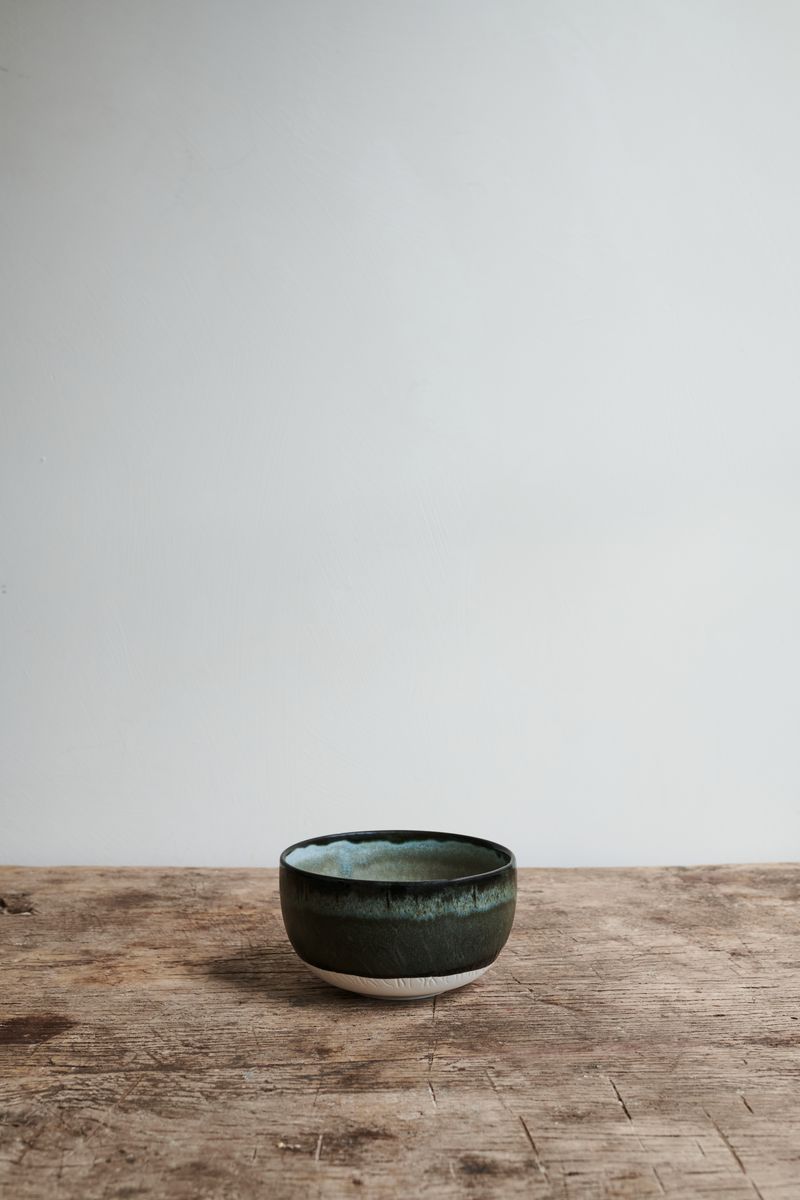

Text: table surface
xmin=1 ymin=865 xmax=798 ymax=1198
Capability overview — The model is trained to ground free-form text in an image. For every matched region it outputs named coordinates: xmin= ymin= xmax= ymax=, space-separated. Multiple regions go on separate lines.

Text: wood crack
xmin=703 ymin=1109 xmax=765 ymax=1199
xmin=609 ymin=1076 xmax=632 ymax=1122
xmin=486 ymin=1068 xmax=551 ymax=1183
xmin=426 ymin=995 xmax=438 ymax=1079
xmin=519 ymin=1114 xmax=550 ymax=1183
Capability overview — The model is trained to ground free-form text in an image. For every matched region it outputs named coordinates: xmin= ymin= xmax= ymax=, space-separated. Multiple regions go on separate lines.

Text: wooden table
xmin=1 ymin=866 xmax=798 ymax=1198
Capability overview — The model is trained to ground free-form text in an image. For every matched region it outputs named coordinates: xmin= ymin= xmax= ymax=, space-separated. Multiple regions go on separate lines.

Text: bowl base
xmin=304 ymin=963 xmax=489 ymax=999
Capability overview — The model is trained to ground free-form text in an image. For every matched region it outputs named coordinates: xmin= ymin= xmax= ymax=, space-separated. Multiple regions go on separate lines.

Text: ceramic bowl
xmin=279 ymin=829 xmax=516 ymax=998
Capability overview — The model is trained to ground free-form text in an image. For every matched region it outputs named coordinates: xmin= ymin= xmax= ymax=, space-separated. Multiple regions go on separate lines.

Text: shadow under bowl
xmin=279 ymin=829 xmax=517 ymax=999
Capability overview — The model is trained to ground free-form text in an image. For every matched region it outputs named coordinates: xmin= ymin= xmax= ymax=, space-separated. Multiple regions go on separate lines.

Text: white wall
xmin=2 ymin=0 xmax=799 ymax=867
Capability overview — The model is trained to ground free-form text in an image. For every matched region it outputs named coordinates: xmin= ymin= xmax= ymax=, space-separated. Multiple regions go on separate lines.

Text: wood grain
xmin=1 ymin=865 xmax=798 ymax=1198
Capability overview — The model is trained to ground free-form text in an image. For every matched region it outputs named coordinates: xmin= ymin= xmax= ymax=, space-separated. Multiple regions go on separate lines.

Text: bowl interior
xmin=283 ymin=832 xmax=511 ymax=883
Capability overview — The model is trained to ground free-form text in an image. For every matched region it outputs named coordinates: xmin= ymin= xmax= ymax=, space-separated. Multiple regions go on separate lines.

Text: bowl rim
xmin=279 ymin=828 xmax=516 ymax=888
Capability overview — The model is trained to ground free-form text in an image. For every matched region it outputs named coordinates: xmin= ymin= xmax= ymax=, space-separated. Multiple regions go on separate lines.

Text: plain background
xmin=2 ymin=0 xmax=799 ymax=867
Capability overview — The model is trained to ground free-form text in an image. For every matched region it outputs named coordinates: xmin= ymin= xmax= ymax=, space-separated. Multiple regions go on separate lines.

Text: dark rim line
xmin=279 ymin=828 xmax=516 ymax=888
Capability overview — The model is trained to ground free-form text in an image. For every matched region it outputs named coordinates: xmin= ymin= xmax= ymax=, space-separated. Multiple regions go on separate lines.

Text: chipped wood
xmin=1 ymin=865 xmax=799 ymax=1197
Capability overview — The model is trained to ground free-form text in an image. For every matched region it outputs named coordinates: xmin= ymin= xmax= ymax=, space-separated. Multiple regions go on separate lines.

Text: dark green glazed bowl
xmin=279 ymin=829 xmax=516 ymax=998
